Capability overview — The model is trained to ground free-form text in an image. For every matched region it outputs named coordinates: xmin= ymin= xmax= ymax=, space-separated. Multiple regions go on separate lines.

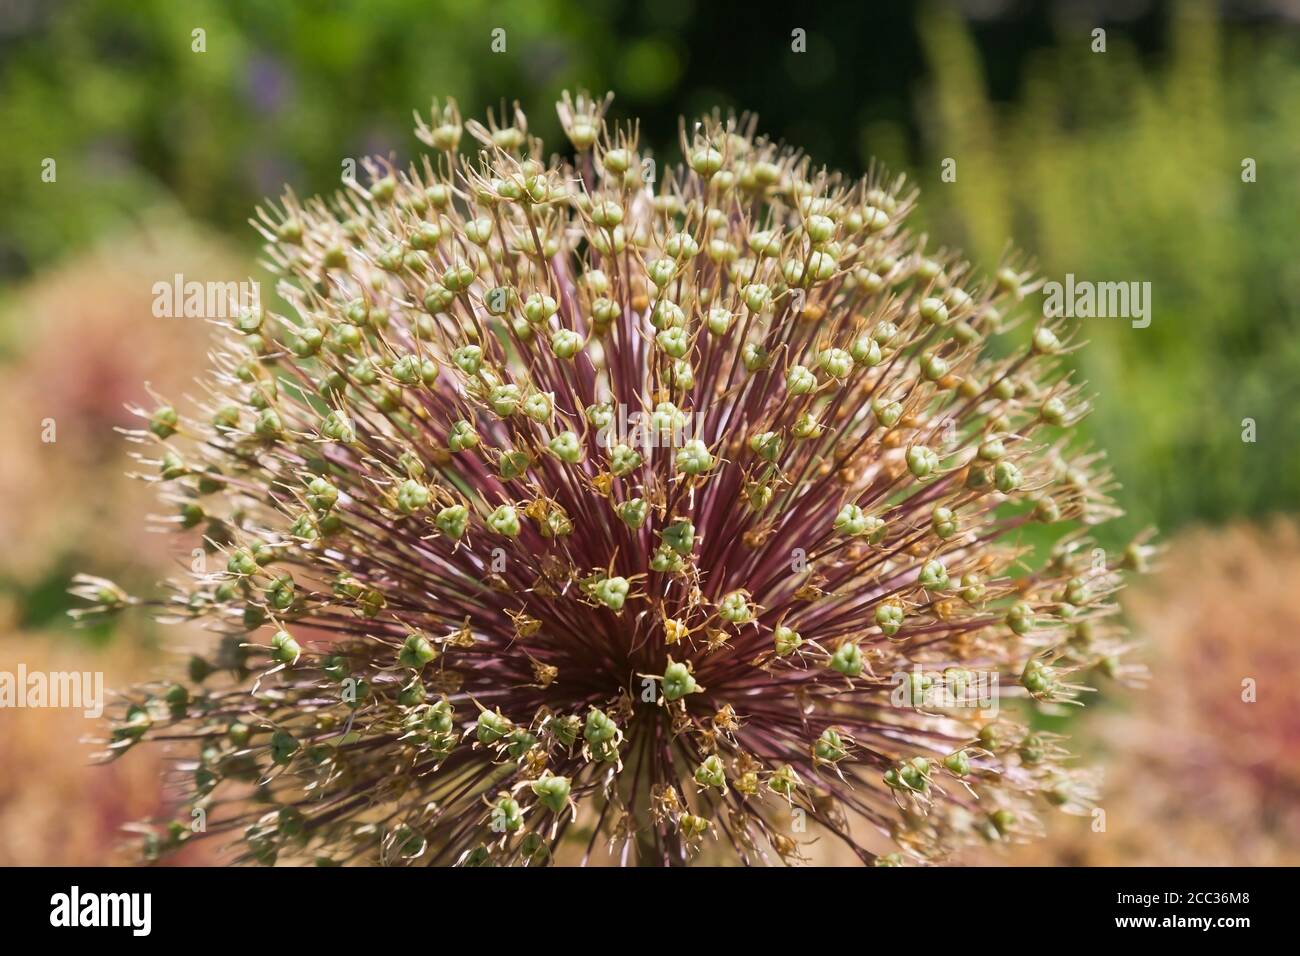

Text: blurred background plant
xmin=972 ymin=521 xmax=1300 ymax=866
xmin=1 ymin=0 xmax=1296 ymax=864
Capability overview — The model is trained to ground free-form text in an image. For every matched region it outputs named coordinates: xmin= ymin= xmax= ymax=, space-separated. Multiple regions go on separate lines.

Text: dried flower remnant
xmin=80 ymin=93 xmax=1148 ymax=866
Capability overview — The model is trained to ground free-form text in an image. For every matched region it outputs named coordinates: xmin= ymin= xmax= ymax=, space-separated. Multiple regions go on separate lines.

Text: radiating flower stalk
xmin=78 ymin=91 xmax=1152 ymax=866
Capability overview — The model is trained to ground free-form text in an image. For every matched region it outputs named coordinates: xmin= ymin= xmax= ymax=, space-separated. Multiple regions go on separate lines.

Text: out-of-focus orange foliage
xmin=991 ymin=520 xmax=1300 ymax=866
xmin=0 ymin=213 xmax=241 ymax=585
xmin=0 ymin=628 xmax=219 ymax=865
xmin=0 ymin=213 xmax=247 ymax=865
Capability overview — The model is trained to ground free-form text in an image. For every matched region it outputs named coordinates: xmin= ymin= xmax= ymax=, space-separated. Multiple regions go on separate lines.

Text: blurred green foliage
xmin=914 ymin=0 xmax=1300 ymax=540
xmin=0 ymin=0 xmax=624 ymax=280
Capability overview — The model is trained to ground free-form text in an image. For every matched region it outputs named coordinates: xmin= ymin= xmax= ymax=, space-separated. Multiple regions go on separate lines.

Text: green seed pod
xmin=319 ymin=411 xmax=356 ymax=444
xmin=593 ymin=575 xmax=630 ymax=611
xmin=748 ymin=431 xmax=782 ymax=462
xmin=679 ymin=814 xmax=710 ymax=839
xmin=1063 ymin=576 xmax=1090 ymax=606
xmin=435 ymin=504 xmax=469 ymax=539
xmin=769 ymin=764 xmax=801 ymax=799
xmin=814 ymin=727 xmax=848 ymax=763
xmin=306 ymin=477 xmax=339 ymax=513
xmin=506 ymin=728 xmax=538 ymax=760
xmin=920 ymin=351 xmax=949 ymax=381
xmin=1041 ymin=396 xmax=1068 ymax=426
xmin=959 ymin=572 xmax=986 ymax=604
xmin=266 ymin=573 xmax=296 ymax=611
xmin=944 ymin=749 xmax=972 ymax=777
xmin=718 ymin=590 xmax=753 ymax=624
xmin=394 ymin=478 xmax=430 ymax=515
xmin=551 ymin=328 xmax=583 ymax=360
xmin=851 ymin=334 xmax=882 ymax=367
xmin=399 ymin=632 xmax=437 ymax=670
xmin=662 ymin=659 xmax=700 ymax=701
xmin=741 ymin=341 xmax=769 ymax=372
xmin=488 ymin=384 xmax=522 ymax=417
xmin=706 ymin=307 xmax=734 ymax=335
xmin=675 ymin=439 xmax=713 ymax=476
xmin=226 ymin=548 xmax=259 ymax=576
xmin=178 ymin=502 xmax=204 ymax=529
xmin=694 ymin=754 xmax=726 ymax=789
xmin=476 ymin=709 xmax=512 ymax=745
xmin=159 ymin=450 xmax=187 ymax=480
xmin=392 ymin=353 xmax=439 ymax=387
xmin=253 ymin=408 xmax=282 ymax=440
xmin=271 ymin=628 xmax=301 ymax=665
xmin=1032 ymin=326 xmax=1061 ymax=354
xmin=906 ymin=445 xmax=938 ymax=479
xmin=498 ymin=450 xmax=531 ymax=480
xmin=423 ymin=283 xmax=454 ymax=314
xmin=872 ymin=398 xmax=903 ymax=427
xmin=583 ymin=707 xmax=620 ymax=763
xmin=993 ymin=461 xmax=1022 ymax=493
xmin=612 ymin=498 xmax=646 ymax=530
xmin=875 ymin=600 xmax=905 ymax=636
xmin=931 ymin=505 xmax=958 ymax=539
xmin=441 ymin=261 xmax=476 ymax=293
xmin=149 ymin=405 xmax=179 ymax=439
xmin=451 ymin=344 xmax=483 ymax=376
xmin=660 ymin=520 xmax=695 ymax=556
xmin=270 ymin=729 xmax=299 ymax=764
xmin=656 ymin=326 xmax=690 ymax=358
xmin=819 ymin=347 xmax=854 ymax=379
xmin=591 ymin=297 xmax=621 ymax=329
xmin=829 ymin=641 xmax=864 ymax=677
xmin=792 ymin=411 xmax=822 ymax=440
xmin=1007 ymin=601 xmax=1036 ymax=635
xmin=486 ymin=504 xmax=521 ymax=536
xmin=608 ymin=443 xmax=642 ymax=477
xmin=1021 ymin=658 xmax=1056 ymax=696
xmin=833 ymin=503 xmax=869 ymax=537
xmin=548 ymin=430 xmax=582 ymax=463
xmin=919 ymin=559 xmax=949 ymax=590
xmin=522 ymin=392 xmax=553 ymax=423
xmin=531 ymin=773 xmax=572 ymax=813
xmin=490 ymin=792 xmax=524 ymax=832
xmin=447 ymin=420 xmax=479 ymax=452
xmin=919 ymin=297 xmax=949 ymax=326
xmin=774 ymin=624 xmax=802 ymax=656
xmin=786 ymin=364 xmax=817 ymax=395
xmin=649 ymin=545 xmax=683 ymax=574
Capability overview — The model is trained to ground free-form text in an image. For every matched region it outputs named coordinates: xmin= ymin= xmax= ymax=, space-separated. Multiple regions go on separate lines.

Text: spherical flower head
xmin=83 ymin=91 xmax=1140 ymax=868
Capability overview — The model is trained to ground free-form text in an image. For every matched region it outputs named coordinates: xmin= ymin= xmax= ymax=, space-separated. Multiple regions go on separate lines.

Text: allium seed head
xmin=83 ymin=92 xmax=1145 ymax=867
